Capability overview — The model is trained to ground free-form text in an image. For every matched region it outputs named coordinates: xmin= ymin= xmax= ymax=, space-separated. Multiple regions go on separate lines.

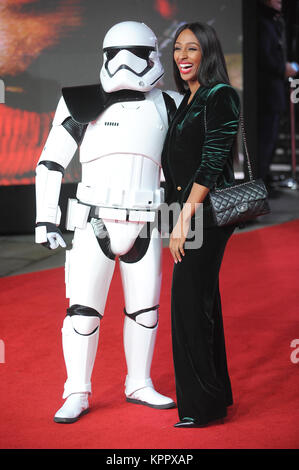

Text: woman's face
xmin=174 ymin=28 xmax=202 ymax=85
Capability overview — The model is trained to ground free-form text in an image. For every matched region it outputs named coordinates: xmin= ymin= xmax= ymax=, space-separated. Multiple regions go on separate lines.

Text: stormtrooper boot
xmin=54 ymin=392 xmax=89 ymax=424
xmin=123 ymin=316 xmax=175 ymax=409
xmin=54 ymin=313 xmax=100 ymax=423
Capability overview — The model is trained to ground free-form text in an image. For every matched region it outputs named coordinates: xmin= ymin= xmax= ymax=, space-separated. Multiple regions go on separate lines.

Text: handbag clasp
xmin=236 ymin=202 xmax=248 ymax=213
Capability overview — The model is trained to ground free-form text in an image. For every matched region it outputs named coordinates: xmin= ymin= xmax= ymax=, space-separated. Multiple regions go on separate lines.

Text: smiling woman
xmin=161 ymin=21 xmax=240 ymax=429
xmin=173 ymin=29 xmax=202 ymax=101
xmin=172 ymin=22 xmax=232 ymax=95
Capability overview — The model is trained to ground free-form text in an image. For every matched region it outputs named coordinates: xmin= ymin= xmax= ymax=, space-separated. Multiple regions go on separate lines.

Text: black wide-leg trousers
xmin=171 ymin=224 xmax=235 ymax=424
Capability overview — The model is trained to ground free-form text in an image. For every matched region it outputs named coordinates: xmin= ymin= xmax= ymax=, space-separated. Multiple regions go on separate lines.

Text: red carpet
xmin=0 ymin=220 xmax=299 ymax=449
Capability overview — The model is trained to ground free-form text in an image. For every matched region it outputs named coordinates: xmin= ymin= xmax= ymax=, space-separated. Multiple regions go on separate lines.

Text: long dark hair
xmin=173 ymin=22 xmax=231 ymax=93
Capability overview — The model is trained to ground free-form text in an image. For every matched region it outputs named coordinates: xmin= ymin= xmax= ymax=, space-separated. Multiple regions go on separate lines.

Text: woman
xmin=161 ymin=22 xmax=240 ymax=428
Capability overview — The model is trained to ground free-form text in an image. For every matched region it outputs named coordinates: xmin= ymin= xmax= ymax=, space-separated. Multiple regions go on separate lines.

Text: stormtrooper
xmin=35 ymin=21 xmax=182 ymax=423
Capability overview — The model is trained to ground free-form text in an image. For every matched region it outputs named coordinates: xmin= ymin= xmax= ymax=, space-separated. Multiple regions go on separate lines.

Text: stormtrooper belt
xmin=66 ymin=198 xmax=156 ymax=231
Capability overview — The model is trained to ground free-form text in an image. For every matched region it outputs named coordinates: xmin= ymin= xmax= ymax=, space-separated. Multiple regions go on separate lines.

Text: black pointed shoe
xmin=174 ymin=417 xmax=206 ymax=428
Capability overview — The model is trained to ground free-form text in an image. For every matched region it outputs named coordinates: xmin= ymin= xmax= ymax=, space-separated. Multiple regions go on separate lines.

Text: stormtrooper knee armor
xmin=35 ymin=21 xmax=182 ymax=422
xmin=124 ymin=307 xmax=162 ymax=406
xmin=54 ymin=305 xmax=101 ymax=423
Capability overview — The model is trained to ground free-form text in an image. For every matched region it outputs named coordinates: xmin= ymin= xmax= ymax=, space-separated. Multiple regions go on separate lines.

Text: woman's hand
xmin=168 ymin=184 xmax=209 ymax=263
xmin=169 ymin=215 xmax=190 ymax=263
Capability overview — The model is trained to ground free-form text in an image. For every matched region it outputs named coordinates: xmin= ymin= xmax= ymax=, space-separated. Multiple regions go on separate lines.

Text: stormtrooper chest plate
xmin=79 ymin=98 xmax=167 ymax=164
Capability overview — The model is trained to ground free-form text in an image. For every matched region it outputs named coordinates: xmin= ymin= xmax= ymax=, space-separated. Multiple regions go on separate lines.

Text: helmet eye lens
xmin=104 ymin=47 xmax=154 ymax=61
xmin=128 ymin=47 xmax=154 ymax=59
xmin=105 ymin=48 xmax=121 ymax=61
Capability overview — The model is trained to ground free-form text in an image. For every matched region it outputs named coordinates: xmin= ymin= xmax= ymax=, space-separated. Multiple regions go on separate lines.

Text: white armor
xmin=77 ymin=89 xmax=167 ymax=210
xmin=35 ymin=21 xmax=182 ymax=423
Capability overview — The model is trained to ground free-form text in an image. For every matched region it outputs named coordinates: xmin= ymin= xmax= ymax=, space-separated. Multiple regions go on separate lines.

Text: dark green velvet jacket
xmin=161 ymin=83 xmax=240 ymax=227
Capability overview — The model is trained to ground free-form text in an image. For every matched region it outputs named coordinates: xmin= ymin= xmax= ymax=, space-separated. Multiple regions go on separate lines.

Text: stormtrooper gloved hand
xmin=35 ymin=222 xmax=66 ymax=250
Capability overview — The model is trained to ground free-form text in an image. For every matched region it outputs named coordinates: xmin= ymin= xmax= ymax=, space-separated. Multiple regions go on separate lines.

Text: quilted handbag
xmin=204 ymin=109 xmax=270 ymax=227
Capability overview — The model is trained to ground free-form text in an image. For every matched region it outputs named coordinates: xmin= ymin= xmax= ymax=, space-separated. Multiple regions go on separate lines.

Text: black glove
xmin=36 ymin=222 xmax=66 ymax=250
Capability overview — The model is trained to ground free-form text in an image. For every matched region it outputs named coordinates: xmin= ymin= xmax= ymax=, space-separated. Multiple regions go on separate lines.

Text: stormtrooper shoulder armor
xmin=52 ymin=95 xmax=72 ymax=126
xmin=161 ymin=91 xmax=177 ymax=124
xmin=164 ymin=90 xmax=184 ymax=109
xmin=62 ymin=84 xmax=146 ymax=124
xmin=62 ymin=84 xmax=107 ymax=124
xmin=146 ymin=88 xmax=178 ymax=127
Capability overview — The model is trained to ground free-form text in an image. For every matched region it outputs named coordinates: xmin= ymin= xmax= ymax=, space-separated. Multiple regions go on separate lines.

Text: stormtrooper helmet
xmin=100 ymin=21 xmax=164 ymax=93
